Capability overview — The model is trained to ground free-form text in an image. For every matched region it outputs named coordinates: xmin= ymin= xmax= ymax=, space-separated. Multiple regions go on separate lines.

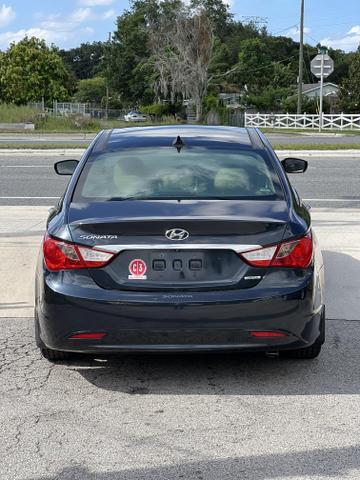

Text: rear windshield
xmin=73 ymin=146 xmax=283 ymax=201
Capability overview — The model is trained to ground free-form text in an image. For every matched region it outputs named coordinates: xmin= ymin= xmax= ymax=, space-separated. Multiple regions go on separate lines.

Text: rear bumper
xmin=36 ymin=267 xmax=324 ymax=353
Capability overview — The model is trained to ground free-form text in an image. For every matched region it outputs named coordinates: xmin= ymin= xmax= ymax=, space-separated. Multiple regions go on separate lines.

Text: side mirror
xmin=54 ymin=159 xmax=79 ymax=175
xmin=281 ymin=158 xmax=308 ymax=174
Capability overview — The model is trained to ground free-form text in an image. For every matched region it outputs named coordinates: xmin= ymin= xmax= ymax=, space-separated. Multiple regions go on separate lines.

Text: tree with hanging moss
xmin=149 ymin=4 xmax=214 ymax=121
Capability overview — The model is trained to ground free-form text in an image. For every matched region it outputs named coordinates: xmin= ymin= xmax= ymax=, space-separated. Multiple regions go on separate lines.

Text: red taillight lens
xmin=250 ymin=331 xmax=287 ymax=338
xmin=272 ymin=233 xmax=313 ymax=267
xmin=69 ymin=332 xmax=107 ymax=340
xmin=241 ymin=232 xmax=313 ymax=268
xmin=43 ymin=234 xmax=115 ymax=271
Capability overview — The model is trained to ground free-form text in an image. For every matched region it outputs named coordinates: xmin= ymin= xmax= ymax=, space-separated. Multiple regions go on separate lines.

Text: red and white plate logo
xmin=128 ymin=259 xmax=147 ymax=280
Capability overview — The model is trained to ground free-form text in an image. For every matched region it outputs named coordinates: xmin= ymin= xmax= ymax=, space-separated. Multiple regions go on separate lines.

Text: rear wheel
xmin=40 ymin=347 xmax=72 ymax=362
xmin=281 ymin=307 xmax=325 ymax=360
xmin=35 ymin=310 xmax=72 ymax=362
xmin=281 ymin=342 xmax=322 ymax=359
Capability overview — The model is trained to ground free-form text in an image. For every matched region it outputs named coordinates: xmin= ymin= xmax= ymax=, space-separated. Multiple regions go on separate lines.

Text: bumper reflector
xmin=69 ymin=332 xmax=107 ymax=340
xmin=250 ymin=331 xmax=287 ymax=338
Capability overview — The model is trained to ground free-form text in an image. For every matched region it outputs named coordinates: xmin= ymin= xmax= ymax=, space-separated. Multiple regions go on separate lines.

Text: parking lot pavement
xmin=1 ymin=316 xmax=360 ymax=480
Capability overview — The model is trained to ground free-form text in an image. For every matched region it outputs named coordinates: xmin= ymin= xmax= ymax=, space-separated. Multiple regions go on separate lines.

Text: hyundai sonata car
xmin=35 ymin=126 xmax=325 ymax=361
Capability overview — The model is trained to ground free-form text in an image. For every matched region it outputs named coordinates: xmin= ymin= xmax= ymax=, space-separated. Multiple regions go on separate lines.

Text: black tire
xmin=34 ymin=311 xmax=45 ymax=348
xmin=35 ymin=310 xmax=71 ymax=362
xmin=281 ymin=342 xmax=322 ymax=359
xmin=281 ymin=307 xmax=325 ymax=360
xmin=40 ymin=347 xmax=72 ymax=362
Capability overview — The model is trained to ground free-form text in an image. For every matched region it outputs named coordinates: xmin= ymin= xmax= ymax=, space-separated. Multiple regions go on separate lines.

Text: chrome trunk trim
xmin=95 ymin=244 xmax=261 ymax=254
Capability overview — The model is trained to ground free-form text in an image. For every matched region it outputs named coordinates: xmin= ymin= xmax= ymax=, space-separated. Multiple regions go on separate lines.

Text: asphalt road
xmin=1 ymin=152 xmax=360 ymax=207
xmin=0 ymin=133 xmax=93 ymax=146
xmin=0 ymin=131 xmax=360 ymax=146
xmin=1 ymin=152 xmax=360 ymax=479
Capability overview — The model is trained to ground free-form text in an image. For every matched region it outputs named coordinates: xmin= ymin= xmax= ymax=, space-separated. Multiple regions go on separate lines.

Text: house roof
xmin=301 ymin=82 xmax=339 ymax=94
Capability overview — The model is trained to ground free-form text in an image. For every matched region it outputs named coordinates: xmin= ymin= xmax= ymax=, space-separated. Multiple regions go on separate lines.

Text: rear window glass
xmin=73 ymin=146 xmax=283 ymax=201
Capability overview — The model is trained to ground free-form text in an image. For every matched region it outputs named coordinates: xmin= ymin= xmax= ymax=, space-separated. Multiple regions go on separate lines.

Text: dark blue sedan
xmin=35 ymin=126 xmax=325 ymax=361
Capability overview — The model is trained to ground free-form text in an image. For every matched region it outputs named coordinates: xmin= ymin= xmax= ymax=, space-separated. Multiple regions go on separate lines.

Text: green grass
xmin=35 ymin=116 xmax=100 ymax=132
xmin=0 ymin=104 xmax=183 ymax=133
xmin=261 ymin=127 xmax=360 ymax=136
xmin=0 ymin=104 xmax=39 ymax=123
xmin=0 ymin=118 xmax=180 ymax=134
xmin=273 ymin=143 xmax=360 ymax=150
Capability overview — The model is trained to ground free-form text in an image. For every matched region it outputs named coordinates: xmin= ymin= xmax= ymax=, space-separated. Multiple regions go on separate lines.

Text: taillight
xmin=43 ymin=234 xmax=115 ymax=271
xmin=250 ymin=331 xmax=287 ymax=338
xmin=69 ymin=332 xmax=107 ymax=340
xmin=240 ymin=232 xmax=313 ymax=268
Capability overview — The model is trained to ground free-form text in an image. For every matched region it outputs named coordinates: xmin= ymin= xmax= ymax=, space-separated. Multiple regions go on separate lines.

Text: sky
xmin=0 ymin=0 xmax=359 ymax=52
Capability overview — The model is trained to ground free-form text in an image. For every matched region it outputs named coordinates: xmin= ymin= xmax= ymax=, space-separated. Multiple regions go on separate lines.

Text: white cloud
xmin=0 ymin=28 xmax=63 ymax=48
xmin=78 ymin=0 xmax=113 ymax=6
xmin=286 ymin=26 xmax=311 ymax=39
xmin=68 ymin=8 xmax=93 ymax=23
xmin=0 ymin=4 xmax=15 ymax=27
xmin=320 ymin=25 xmax=360 ymax=52
xmin=348 ymin=25 xmax=360 ymax=36
xmin=0 ymin=7 xmax=100 ymax=50
xmin=101 ymin=8 xmax=115 ymax=20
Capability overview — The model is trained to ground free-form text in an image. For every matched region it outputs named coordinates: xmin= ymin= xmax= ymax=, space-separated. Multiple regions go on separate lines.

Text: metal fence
xmin=53 ymin=102 xmax=86 ymax=116
xmin=245 ymin=113 xmax=360 ymax=130
xmin=28 ymin=101 xmax=86 ymax=116
xmin=28 ymin=101 xmax=125 ymax=119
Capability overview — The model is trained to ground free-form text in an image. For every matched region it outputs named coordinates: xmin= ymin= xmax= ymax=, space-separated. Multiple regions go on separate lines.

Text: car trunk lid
xmin=67 ymin=199 xmax=289 ymax=290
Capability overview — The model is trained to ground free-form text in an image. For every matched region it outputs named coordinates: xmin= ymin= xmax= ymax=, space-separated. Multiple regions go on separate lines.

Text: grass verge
xmin=262 ymin=128 xmax=360 ymax=136
xmin=273 ymin=143 xmax=360 ymax=150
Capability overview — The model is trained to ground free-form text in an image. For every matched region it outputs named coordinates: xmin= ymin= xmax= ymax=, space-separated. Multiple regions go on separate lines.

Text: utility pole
xmin=297 ymin=0 xmax=305 ymax=114
xmin=105 ymin=31 xmax=111 ymax=121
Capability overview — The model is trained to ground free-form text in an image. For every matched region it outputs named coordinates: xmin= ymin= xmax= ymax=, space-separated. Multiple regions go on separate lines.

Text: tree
xmin=104 ymin=1 xmax=155 ymax=106
xmin=149 ymin=5 xmax=214 ymax=121
xmin=235 ymin=38 xmax=275 ymax=92
xmin=190 ymin=0 xmax=232 ymax=39
xmin=0 ymin=37 xmax=71 ymax=105
xmin=339 ymin=48 xmax=360 ymax=113
xmin=73 ymin=76 xmax=107 ymax=104
xmin=59 ymin=42 xmax=106 ymax=80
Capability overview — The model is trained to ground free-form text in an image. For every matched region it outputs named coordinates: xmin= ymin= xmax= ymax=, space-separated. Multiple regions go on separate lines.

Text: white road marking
xmin=0 ymin=165 xmax=51 ymax=168
xmin=0 ymin=196 xmax=58 ymax=199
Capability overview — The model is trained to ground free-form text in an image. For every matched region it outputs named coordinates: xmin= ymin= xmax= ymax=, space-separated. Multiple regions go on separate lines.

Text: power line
xmin=211 ymin=54 xmax=298 ymax=82
xmin=304 ymin=32 xmax=321 ymax=45
xmin=272 ymin=23 xmax=299 ymax=36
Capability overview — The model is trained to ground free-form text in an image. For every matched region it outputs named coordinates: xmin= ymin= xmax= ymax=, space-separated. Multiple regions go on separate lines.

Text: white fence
xmin=245 ymin=113 xmax=360 ymax=130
